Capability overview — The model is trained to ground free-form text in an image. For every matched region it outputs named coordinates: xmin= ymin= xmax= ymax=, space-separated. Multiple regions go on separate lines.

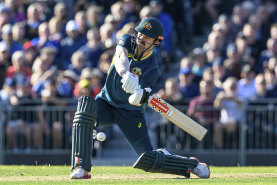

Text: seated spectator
xmin=0 ymin=77 xmax=16 ymax=104
xmin=178 ymin=67 xmax=199 ymax=101
xmin=67 ymin=50 xmax=86 ymax=76
xmin=157 ymin=77 xmax=183 ymax=104
xmin=75 ymin=10 xmax=88 ymax=37
xmin=98 ymin=50 xmax=113 ymax=84
xmin=5 ymin=51 xmax=31 ymax=85
xmin=90 ymin=68 xmax=103 ymax=98
xmin=191 ymin=47 xmax=209 ymax=83
xmin=57 ymin=70 xmax=79 ymax=98
xmin=150 ymin=0 xmax=173 ymax=56
xmin=257 ymin=38 xmax=277 ymax=72
xmin=41 ymin=78 xmax=67 ymax=149
xmin=99 ymin=22 xmax=116 ymax=49
xmin=23 ymin=41 xmax=37 ymax=67
xmin=187 ymin=80 xmax=219 ymax=148
xmin=268 ymin=57 xmax=277 ymax=71
xmin=12 ymin=22 xmax=28 ymax=46
xmin=202 ymin=67 xmax=223 ymax=99
xmin=264 ymin=68 xmax=277 ymax=97
xmin=223 ymin=43 xmax=242 ymax=79
xmin=0 ymin=41 xmax=11 ymax=89
xmin=139 ymin=5 xmax=152 ymax=20
xmin=2 ymin=24 xmax=23 ymax=57
xmin=214 ymin=77 xmax=243 ymax=148
xmin=48 ymin=17 xmax=64 ymax=42
xmin=59 ymin=20 xmax=87 ymax=70
xmin=25 ymin=3 xmax=43 ymax=40
xmin=253 ymin=73 xmax=269 ymax=99
xmin=212 ymin=58 xmax=229 ymax=89
xmin=0 ymin=3 xmax=12 ymax=27
xmin=86 ymin=5 xmax=104 ymax=29
xmin=237 ymin=64 xmax=256 ymax=101
xmin=179 ymin=56 xmax=193 ymax=70
xmin=111 ymin=1 xmax=131 ymax=30
xmin=31 ymin=22 xmax=60 ymax=52
xmin=79 ymin=29 xmax=103 ymax=68
xmin=6 ymin=81 xmax=44 ymax=151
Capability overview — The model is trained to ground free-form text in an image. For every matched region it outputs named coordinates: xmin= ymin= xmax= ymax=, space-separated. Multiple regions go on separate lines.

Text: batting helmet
xmin=135 ymin=17 xmax=164 ymax=41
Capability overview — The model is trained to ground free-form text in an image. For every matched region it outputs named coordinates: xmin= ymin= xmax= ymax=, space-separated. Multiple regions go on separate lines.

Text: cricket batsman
xmin=70 ymin=17 xmax=210 ymax=179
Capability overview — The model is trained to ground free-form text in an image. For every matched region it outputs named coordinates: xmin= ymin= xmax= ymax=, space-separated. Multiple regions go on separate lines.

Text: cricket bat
xmin=148 ymin=94 xmax=207 ymax=141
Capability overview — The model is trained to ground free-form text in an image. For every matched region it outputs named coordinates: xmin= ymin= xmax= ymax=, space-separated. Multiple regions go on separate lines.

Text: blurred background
xmin=0 ymin=0 xmax=277 ymax=166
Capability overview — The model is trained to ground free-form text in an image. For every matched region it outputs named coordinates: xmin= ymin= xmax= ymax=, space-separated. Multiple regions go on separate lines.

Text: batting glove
xmin=121 ymin=71 xmax=139 ymax=93
xmin=128 ymin=88 xmax=150 ymax=106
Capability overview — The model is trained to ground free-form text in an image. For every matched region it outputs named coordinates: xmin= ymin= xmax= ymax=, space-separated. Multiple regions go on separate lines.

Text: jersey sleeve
xmin=117 ymin=34 xmax=134 ymax=54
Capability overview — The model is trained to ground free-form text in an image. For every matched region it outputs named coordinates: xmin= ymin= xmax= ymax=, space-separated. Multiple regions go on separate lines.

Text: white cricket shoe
xmin=191 ymin=162 xmax=210 ymax=178
xmin=70 ymin=166 xmax=91 ymax=179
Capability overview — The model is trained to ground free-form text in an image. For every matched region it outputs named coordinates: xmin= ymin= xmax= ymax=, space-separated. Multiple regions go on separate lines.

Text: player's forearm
xmin=114 ymin=46 xmax=130 ymax=76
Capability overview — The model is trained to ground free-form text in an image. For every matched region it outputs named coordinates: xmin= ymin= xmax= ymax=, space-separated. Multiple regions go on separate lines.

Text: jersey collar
xmin=132 ymin=47 xmax=153 ymax=61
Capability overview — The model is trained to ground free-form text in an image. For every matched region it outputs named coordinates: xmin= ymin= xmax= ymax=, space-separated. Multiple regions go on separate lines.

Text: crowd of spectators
xmin=158 ymin=0 xmax=277 ymax=149
xmin=1 ymin=0 xmax=277 ymax=151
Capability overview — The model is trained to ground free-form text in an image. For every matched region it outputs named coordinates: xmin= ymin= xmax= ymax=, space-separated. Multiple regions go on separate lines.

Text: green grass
xmin=0 ymin=166 xmax=276 ymax=185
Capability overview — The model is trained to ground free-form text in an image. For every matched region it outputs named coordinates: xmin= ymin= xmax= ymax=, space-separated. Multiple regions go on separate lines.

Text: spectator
xmin=98 ymin=50 xmax=113 ymax=84
xmin=191 ymin=47 xmax=209 ymax=83
xmin=150 ymin=0 xmax=173 ymax=56
xmin=139 ymin=5 xmax=152 ymax=20
xmin=2 ymin=24 xmax=23 ymax=57
xmin=0 ymin=41 xmax=11 ymax=89
xmin=237 ymin=64 xmax=256 ymax=101
xmin=5 ymin=0 xmax=26 ymax=22
xmin=25 ymin=3 xmax=42 ymax=40
xmin=12 ymin=22 xmax=28 ymax=46
xmin=202 ymin=67 xmax=223 ymax=99
xmin=0 ymin=77 xmax=16 ymax=103
xmin=41 ymin=78 xmax=67 ymax=149
xmin=178 ymin=67 xmax=199 ymax=101
xmin=5 ymin=51 xmax=31 ymax=85
xmin=59 ymin=20 xmax=87 ymax=70
xmin=53 ymin=2 xmax=67 ymax=34
xmin=188 ymin=80 xmax=219 ymax=148
xmin=48 ymin=17 xmax=64 ymax=42
xmin=6 ymin=81 xmax=44 ymax=151
xmin=223 ymin=43 xmax=243 ymax=79
xmin=111 ymin=1 xmax=131 ymax=30
xmin=0 ymin=3 xmax=11 ymax=27
xmin=179 ymin=56 xmax=193 ymax=70
xmin=79 ymin=29 xmax=103 ymax=68
xmin=257 ymin=38 xmax=277 ymax=73
xmin=99 ymin=22 xmax=116 ymax=49
xmin=264 ymin=68 xmax=277 ymax=98
xmin=73 ymin=67 xmax=93 ymax=98
xmin=74 ymin=10 xmax=88 ymax=37
xmin=123 ymin=0 xmax=140 ymax=23
xmin=90 ymin=68 xmax=103 ymax=98
xmin=23 ymin=41 xmax=37 ymax=68
xmin=157 ymin=77 xmax=183 ymax=104
xmin=253 ymin=73 xmax=269 ymax=99
xmin=68 ymin=50 xmax=86 ymax=76
xmin=31 ymin=22 xmax=60 ymax=52
xmin=212 ymin=57 xmax=229 ymax=89
xmin=57 ymin=70 xmax=79 ymax=98
xmin=86 ymin=5 xmax=104 ymax=29
xmin=214 ymin=77 xmax=243 ymax=148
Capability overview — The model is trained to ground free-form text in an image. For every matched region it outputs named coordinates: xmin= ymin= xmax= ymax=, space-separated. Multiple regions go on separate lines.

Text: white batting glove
xmin=121 ymin=71 xmax=139 ymax=93
xmin=128 ymin=88 xmax=151 ymax=106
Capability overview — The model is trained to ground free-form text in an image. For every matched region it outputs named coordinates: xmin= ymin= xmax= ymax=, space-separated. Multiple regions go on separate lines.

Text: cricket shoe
xmin=70 ymin=166 xmax=91 ymax=179
xmin=190 ymin=157 xmax=210 ymax=178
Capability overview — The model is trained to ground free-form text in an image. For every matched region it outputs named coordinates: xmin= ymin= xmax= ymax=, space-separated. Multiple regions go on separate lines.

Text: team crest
xmin=144 ymin=22 xmax=152 ymax=30
xmin=132 ymin=67 xmax=142 ymax=76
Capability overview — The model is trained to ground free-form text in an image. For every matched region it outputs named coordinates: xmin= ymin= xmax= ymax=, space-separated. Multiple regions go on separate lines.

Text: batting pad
xmin=133 ymin=149 xmax=198 ymax=178
xmin=71 ymin=96 xmax=97 ymax=172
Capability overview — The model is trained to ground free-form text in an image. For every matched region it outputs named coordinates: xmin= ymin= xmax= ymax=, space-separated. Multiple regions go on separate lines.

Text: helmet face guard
xmin=135 ymin=17 xmax=164 ymax=41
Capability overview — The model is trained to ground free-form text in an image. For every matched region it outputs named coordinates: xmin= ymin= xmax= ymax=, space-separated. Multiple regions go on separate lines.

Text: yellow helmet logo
xmin=144 ymin=22 xmax=152 ymax=30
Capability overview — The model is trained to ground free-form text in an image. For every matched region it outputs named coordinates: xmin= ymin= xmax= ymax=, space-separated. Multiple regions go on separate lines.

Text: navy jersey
xmin=97 ymin=34 xmax=159 ymax=110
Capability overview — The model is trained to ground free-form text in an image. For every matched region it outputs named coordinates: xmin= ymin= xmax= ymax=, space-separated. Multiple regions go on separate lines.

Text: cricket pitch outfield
xmin=0 ymin=166 xmax=276 ymax=185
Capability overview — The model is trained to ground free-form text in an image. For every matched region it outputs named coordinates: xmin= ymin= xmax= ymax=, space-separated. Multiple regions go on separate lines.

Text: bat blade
xmin=148 ymin=94 xmax=207 ymax=141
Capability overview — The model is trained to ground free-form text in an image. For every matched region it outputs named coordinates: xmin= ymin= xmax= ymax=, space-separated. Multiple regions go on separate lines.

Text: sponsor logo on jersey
xmin=132 ymin=67 xmax=142 ymax=76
